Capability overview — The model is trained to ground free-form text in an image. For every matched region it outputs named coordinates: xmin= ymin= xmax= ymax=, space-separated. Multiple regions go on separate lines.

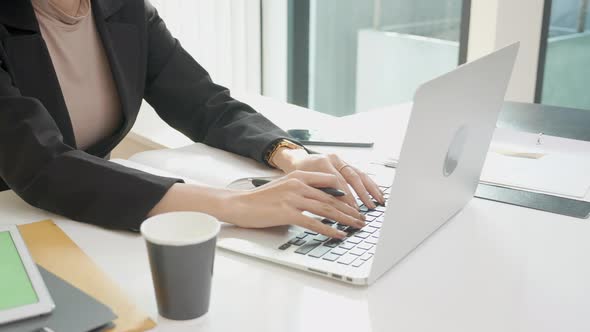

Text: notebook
xmin=0 ymin=266 xmax=117 ymax=332
xmin=17 ymin=220 xmax=156 ymax=332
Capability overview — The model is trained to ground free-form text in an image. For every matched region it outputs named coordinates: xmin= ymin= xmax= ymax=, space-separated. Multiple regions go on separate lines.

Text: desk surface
xmin=2 ymin=190 xmax=589 ymax=332
xmin=2 ymin=98 xmax=590 ymax=332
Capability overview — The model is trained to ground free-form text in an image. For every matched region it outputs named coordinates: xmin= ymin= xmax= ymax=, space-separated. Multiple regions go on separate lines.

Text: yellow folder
xmin=18 ymin=220 xmax=156 ymax=332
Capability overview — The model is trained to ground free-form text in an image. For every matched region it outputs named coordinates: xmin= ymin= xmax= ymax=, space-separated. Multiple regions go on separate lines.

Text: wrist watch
xmin=265 ymin=139 xmax=304 ymax=168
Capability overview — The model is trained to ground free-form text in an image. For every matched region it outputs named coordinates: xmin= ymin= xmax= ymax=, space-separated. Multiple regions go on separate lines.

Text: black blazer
xmin=0 ymin=0 xmax=291 ymax=230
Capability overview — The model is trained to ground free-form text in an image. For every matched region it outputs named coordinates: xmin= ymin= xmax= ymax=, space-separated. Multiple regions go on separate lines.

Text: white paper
xmin=479 ymin=129 xmax=590 ymax=198
xmin=128 ymin=143 xmax=282 ymax=188
xmin=480 ymin=151 xmax=590 ymax=198
xmin=111 ymin=158 xmax=209 ymax=185
xmin=381 ymin=127 xmax=590 ymax=198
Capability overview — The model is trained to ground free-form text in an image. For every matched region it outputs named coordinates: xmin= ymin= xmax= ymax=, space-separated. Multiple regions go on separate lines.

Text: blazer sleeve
xmin=0 ymin=59 xmax=182 ymax=231
xmin=142 ymin=1 xmax=294 ymax=164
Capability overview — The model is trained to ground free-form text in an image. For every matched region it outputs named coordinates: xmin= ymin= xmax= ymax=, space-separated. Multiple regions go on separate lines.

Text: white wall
xmin=149 ymin=0 xmax=261 ymax=93
xmin=261 ymin=0 xmax=289 ymax=102
xmin=468 ymin=0 xmax=545 ymax=103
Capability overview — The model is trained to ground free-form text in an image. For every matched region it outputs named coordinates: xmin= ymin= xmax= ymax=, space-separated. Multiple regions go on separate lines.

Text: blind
xmin=149 ymin=0 xmax=261 ymax=93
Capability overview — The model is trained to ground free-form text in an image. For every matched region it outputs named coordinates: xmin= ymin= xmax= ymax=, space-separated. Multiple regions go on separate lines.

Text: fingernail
xmin=337 ymin=231 xmax=347 ymax=238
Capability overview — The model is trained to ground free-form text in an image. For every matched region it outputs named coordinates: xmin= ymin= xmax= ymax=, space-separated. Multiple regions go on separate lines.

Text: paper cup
xmin=141 ymin=211 xmax=220 ymax=320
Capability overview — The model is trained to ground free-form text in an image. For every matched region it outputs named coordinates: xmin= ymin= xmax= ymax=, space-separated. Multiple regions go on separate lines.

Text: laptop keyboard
xmin=278 ymin=185 xmax=391 ymax=268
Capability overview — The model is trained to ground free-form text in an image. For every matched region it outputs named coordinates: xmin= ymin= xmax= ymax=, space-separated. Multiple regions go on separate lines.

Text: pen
xmin=250 ymin=178 xmax=346 ymax=197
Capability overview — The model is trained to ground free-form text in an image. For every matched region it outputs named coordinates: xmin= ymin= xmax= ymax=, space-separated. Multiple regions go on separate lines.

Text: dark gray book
xmin=0 ymin=266 xmax=117 ymax=332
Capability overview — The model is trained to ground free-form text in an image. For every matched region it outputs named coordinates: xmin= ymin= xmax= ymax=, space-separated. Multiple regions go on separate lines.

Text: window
xmin=264 ymin=0 xmax=471 ymax=117
xmin=538 ymin=0 xmax=590 ymax=110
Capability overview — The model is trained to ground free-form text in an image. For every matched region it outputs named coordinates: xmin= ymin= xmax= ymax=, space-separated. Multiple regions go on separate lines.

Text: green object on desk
xmin=1 ymin=265 xmax=117 ymax=332
xmin=0 ymin=231 xmax=38 ymax=310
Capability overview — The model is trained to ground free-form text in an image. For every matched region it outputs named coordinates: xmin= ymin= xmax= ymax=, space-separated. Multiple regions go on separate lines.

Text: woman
xmin=0 ymin=0 xmax=383 ymax=238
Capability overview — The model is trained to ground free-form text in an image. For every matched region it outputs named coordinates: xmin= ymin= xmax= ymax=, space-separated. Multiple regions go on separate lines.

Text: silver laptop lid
xmin=369 ymin=43 xmax=520 ymax=284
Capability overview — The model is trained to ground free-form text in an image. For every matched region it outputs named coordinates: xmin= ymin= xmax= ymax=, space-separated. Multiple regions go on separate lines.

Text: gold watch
xmin=265 ymin=139 xmax=304 ymax=168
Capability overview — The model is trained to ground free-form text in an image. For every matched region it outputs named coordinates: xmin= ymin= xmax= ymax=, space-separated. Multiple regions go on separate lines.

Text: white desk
xmin=2 ymin=97 xmax=590 ymax=332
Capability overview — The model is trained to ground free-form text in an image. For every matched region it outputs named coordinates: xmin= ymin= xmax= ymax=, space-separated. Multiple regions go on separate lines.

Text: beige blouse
xmin=32 ymin=0 xmax=122 ymax=150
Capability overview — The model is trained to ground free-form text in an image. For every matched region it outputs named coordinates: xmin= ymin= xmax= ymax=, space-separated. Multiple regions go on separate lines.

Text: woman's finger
xmin=291 ymin=213 xmax=347 ymax=239
xmin=287 ymin=170 xmax=340 ymax=189
xmin=301 ymin=185 xmax=365 ymax=223
xmin=352 ymin=166 xmax=385 ymax=204
xmin=296 ymin=198 xmax=364 ymax=229
xmin=340 ymin=165 xmax=375 ymax=209
xmin=291 ymin=166 xmax=358 ymax=209
xmin=329 ymin=167 xmax=358 ymax=208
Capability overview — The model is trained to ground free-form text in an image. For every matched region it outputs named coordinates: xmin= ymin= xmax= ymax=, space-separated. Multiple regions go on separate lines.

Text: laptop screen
xmin=0 ymin=231 xmax=39 ymax=310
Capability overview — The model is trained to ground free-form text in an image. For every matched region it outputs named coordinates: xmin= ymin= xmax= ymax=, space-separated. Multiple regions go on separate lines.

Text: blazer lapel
xmin=0 ymin=2 xmax=77 ymax=147
xmin=92 ymin=0 xmax=142 ymax=127
xmin=0 ymin=0 xmax=143 ymax=155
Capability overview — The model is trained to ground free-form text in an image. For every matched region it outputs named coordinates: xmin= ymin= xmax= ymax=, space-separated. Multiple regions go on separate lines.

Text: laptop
xmin=218 ymin=43 xmax=520 ymax=285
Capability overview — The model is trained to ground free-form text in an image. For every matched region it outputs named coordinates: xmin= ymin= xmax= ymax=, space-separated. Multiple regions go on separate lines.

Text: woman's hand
xmin=271 ymin=147 xmax=385 ymax=209
xmin=221 ymin=171 xmax=366 ymax=239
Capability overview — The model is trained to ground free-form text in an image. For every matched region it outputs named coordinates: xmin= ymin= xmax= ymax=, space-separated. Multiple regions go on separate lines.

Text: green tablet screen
xmin=0 ymin=231 xmax=38 ymax=310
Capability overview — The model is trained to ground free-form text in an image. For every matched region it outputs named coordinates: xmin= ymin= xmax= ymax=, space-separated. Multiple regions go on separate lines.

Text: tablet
xmin=0 ymin=225 xmax=55 ymax=325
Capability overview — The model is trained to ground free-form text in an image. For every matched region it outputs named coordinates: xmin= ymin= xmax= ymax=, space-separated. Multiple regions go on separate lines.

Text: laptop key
xmin=323 ymin=239 xmax=343 ymax=248
xmin=365 ymin=237 xmax=378 ymax=245
xmin=349 ymin=247 xmax=366 ymax=256
xmin=278 ymin=243 xmax=291 ymax=250
xmin=293 ymin=239 xmax=306 ymax=246
xmin=336 ymin=224 xmax=348 ymax=231
xmin=357 ymin=242 xmax=373 ymax=250
xmin=352 ymin=260 xmax=365 ymax=267
xmin=321 ymin=219 xmax=335 ymax=225
xmin=360 ymin=253 xmax=373 ymax=261
xmin=375 ymin=205 xmax=386 ymax=212
xmin=345 ymin=227 xmax=361 ymax=236
xmin=304 ymin=230 xmax=319 ymax=235
xmin=368 ymin=211 xmax=382 ymax=217
xmin=295 ymin=240 xmax=322 ymax=254
xmin=331 ymin=247 xmax=348 ymax=255
xmin=322 ymin=252 xmax=340 ymax=262
xmin=346 ymin=237 xmax=362 ymax=244
xmin=308 ymin=245 xmax=332 ymax=258
xmin=338 ymin=242 xmax=355 ymax=250
xmin=362 ymin=226 xmax=378 ymax=234
xmin=364 ymin=215 xmax=376 ymax=222
xmin=353 ymin=232 xmax=371 ymax=239
xmin=314 ymin=235 xmax=329 ymax=242
xmin=296 ymin=233 xmax=308 ymax=239
xmin=337 ymin=254 xmax=358 ymax=265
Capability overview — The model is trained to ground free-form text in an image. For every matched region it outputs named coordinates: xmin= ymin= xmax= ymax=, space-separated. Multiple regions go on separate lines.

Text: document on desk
xmin=378 ymin=128 xmax=590 ymax=198
xmin=479 ymin=129 xmax=590 ymax=198
xmin=128 ymin=143 xmax=282 ymax=187
xmin=481 ymin=150 xmax=590 ymax=198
